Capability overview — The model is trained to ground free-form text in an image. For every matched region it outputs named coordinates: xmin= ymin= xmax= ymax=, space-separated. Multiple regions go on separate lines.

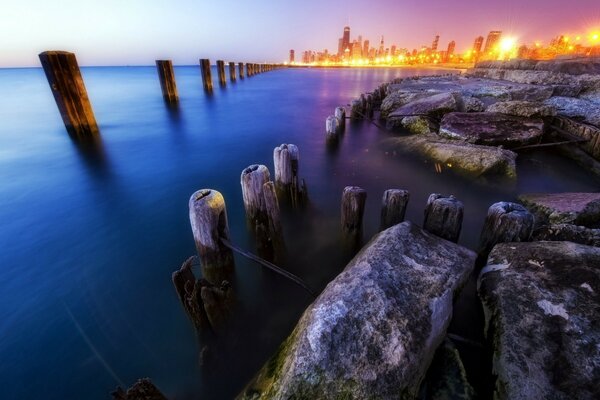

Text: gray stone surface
xmin=544 ymin=96 xmax=600 ymax=127
xmin=380 ymin=91 xmax=432 ymax=118
xmin=400 ymin=115 xmax=436 ymax=134
xmin=478 ymin=241 xmax=600 ymax=400
xmin=387 ymin=135 xmax=517 ymax=180
xmin=388 ymin=92 xmax=459 ymax=119
xmin=519 ymin=192 xmax=600 ymax=228
xmin=532 ymin=223 xmax=600 ymax=247
xmin=485 ymin=100 xmax=556 ymax=118
xmin=439 ymin=112 xmax=544 ymax=148
xmin=239 ymin=222 xmax=476 ymax=400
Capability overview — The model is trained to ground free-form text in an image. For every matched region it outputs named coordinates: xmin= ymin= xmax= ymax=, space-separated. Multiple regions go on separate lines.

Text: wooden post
xmin=274 ymin=144 xmax=307 ymax=205
xmin=155 ymin=60 xmax=178 ymax=104
xmin=238 ymin=62 xmax=245 ymax=79
xmin=38 ymin=51 xmax=99 ymax=138
xmin=246 ymin=63 xmax=252 ymax=77
xmin=423 ymin=194 xmax=464 ymax=242
xmin=199 ymin=58 xmax=213 ymax=91
xmin=229 ymin=62 xmax=236 ymax=82
xmin=263 ymin=181 xmax=285 ymax=260
xmin=365 ymin=93 xmax=374 ymax=118
xmin=335 ymin=107 xmax=346 ymax=131
xmin=326 ymin=115 xmax=339 ymax=142
xmin=478 ymin=202 xmax=534 ymax=261
xmin=350 ymin=99 xmax=363 ymax=119
xmin=341 ymin=186 xmax=367 ymax=245
xmin=216 ymin=60 xmax=226 ymax=86
xmin=189 ymin=189 xmax=234 ymax=282
xmin=380 ymin=189 xmax=410 ymax=231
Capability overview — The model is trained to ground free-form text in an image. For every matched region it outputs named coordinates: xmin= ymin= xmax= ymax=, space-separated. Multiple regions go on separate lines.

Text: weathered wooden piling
xmin=229 ymin=62 xmax=237 ymax=82
xmin=274 ymin=144 xmax=307 ymax=205
xmin=189 ymin=189 xmax=234 ymax=282
xmin=326 ymin=115 xmax=339 ymax=141
xmin=155 ymin=60 xmax=178 ymax=104
xmin=246 ymin=63 xmax=252 ymax=77
xmin=241 ymin=165 xmax=271 ymax=224
xmin=365 ymin=94 xmax=374 ymax=118
xmin=199 ymin=58 xmax=213 ymax=91
xmin=423 ymin=194 xmax=464 ymax=243
xmin=350 ymin=99 xmax=364 ymax=119
xmin=238 ymin=62 xmax=245 ymax=79
xmin=263 ymin=181 xmax=285 ymax=257
xmin=216 ymin=60 xmax=226 ymax=86
xmin=380 ymin=189 xmax=410 ymax=231
xmin=341 ymin=186 xmax=367 ymax=243
xmin=335 ymin=107 xmax=346 ymax=131
xmin=478 ymin=202 xmax=534 ymax=260
xmin=38 ymin=51 xmax=99 ymax=138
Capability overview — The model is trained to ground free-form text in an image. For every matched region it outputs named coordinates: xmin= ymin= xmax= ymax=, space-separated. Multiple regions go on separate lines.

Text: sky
xmin=1 ymin=0 xmax=599 ymax=67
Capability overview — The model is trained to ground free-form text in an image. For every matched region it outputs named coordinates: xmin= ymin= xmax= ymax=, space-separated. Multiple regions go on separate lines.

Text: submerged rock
xmin=387 ymin=134 xmax=517 ymax=180
xmin=478 ymin=241 xmax=600 ymax=400
xmin=238 ymin=222 xmax=476 ymax=400
xmin=485 ymin=100 xmax=556 ymax=118
xmin=518 ymin=192 xmax=600 ymax=228
xmin=439 ymin=112 xmax=544 ymax=148
xmin=112 ymin=378 xmax=168 ymax=400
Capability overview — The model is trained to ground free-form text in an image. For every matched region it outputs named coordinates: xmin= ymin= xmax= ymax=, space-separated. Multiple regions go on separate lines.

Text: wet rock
xmin=462 ymin=96 xmax=485 ymax=112
xmin=485 ymin=100 xmax=556 ymax=118
xmin=518 ymin=192 xmax=600 ymax=228
xmin=544 ymin=96 xmax=600 ymax=127
xmin=400 ymin=115 xmax=437 ymax=134
xmin=419 ymin=339 xmax=475 ymax=400
xmin=238 ymin=222 xmax=476 ymax=400
xmin=387 ymin=92 xmax=458 ymax=123
xmin=112 ymin=378 xmax=168 ymax=400
xmin=439 ymin=112 xmax=544 ymax=148
xmin=532 ymin=223 xmax=600 ymax=247
xmin=478 ymin=241 xmax=600 ymax=400
xmin=387 ymin=135 xmax=517 ymax=180
xmin=380 ymin=91 xmax=432 ymax=118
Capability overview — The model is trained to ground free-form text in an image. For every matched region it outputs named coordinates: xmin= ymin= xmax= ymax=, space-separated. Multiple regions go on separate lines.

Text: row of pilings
xmin=38 ymin=51 xmax=285 ymax=139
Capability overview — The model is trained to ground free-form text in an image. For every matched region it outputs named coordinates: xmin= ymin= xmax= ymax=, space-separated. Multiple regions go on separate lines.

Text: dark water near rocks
xmin=0 ymin=66 xmax=598 ymax=399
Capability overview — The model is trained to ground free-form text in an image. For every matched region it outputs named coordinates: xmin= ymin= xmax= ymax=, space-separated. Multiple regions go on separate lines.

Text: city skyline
xmin=1 ymin=0 xmax=599 ymax=67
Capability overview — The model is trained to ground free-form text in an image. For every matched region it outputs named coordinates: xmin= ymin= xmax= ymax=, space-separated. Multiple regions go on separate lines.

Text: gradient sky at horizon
xmin=1 ymin=0 xmax=599 ymax=67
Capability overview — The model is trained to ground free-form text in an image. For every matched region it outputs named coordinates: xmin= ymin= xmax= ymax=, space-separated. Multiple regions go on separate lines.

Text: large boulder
xmin=380 ymin=91 xmax=432 ymax=118
xmin=439 ymin=112 xmax=544 ymax=148
xmin=544 ymin=96 xmax=600 ymax=127
xmin=532 ymin=224 xmax=600 ymax=247
xmin=518 ymin=192 xmax=600 ymax=228
xmin=387 ymin=92 xmax=459 ymax=121
xmin=387 ymin=135 xmax=517 ymax=180
xmin=238 ymin=222 xmax=476 ymax=400
xmin=399 ymin=115 xmax=437 ymax=134
xmin=485 ymin=100 xmax=556 ymax=118
xmin=478 ymin=241 xmax=600 ymax=400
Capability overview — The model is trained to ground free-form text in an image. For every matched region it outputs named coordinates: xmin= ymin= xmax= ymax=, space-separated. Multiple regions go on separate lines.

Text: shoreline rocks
xmin=518 ymin=192 xmax=600 ymax=228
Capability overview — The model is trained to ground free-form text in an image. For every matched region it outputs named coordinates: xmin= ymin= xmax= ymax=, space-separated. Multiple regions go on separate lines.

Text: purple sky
xmin=2 ymin=0 xmax=599 ymax=66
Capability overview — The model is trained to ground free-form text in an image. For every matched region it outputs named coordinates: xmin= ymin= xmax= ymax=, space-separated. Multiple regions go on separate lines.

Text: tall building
xmin=338 ymin=38 xmax=344 ymax=56
xmin=391 ymin=45 xmax=397 ymax=56
xmin=363 ymin=40 xmax=370 ymax=58
xmin=432 ymin=35 xmax=440 ymax=52
xmin=379 ymin=36 xmax=385 ymax=56
xmin=342 ymin=26 xmax=351 ymax=58
xmin=289 ymin=49 xmax=295 ymax=63
xmin=352 ymin=41 xmax=362 ymax=60
xmin=472 ymin=36 xmax=484 ymax=54
xmin=483 ymin=31 xmax=502 ymax=54
xmin=447 ymin=41 xmax=456 ymax=60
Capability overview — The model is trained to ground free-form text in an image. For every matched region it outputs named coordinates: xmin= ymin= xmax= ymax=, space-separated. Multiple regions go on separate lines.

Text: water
xmin=0 ymin=65 xmax=598 ymax=399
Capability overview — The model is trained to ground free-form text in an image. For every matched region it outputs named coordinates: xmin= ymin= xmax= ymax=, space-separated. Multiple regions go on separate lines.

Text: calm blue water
xmin=0 ymin=65 xmax=598 ymax=399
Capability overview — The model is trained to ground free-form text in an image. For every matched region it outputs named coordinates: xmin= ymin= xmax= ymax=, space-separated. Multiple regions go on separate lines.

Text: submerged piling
xmin=238 ymin=62 xmax=245 ymax=79
xmin=341 ymin=186 xmax=367 ymax=248
xmin=229 ymin=62 xmax=237 ymax=82
xmin=216 ymin=60 xmax=226 ymax=86
xmin=199 ymin=58 xmax=213 ymax=92
xmin=273 ymin=144 xmax=307 ymax=205
xmin=39 ymin=51 xmax=99 ymax=138
xmin=478 ymin=202 xmax=534 ymax=261
xmin=350 ymin=99 xmax=363 ymax=119
xmin=335 ymin=107 xmax=346 ymax=131
xmin=326 ymin=115 xmax=339 ymax=141
xmin=380 ymin=189 xmax=410 ymax=231
xmin=155 ymin=60 xmax=178 ymax=104
xmin=423 ymin=194 xmax=464 ymax=243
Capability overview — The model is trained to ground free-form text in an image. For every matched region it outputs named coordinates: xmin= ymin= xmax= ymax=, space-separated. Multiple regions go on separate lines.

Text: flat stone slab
xmin=486 ymin=100 xmax=556 ymax=118
xmin=239 ymin=222 xmax=475 ymax=400
xmin=544 ymin=96 xmax=600 ymax=127
xmin=388 ymin=92 xmax=458 ymax=119
xmin=478 ymin=241 xmax=600 ymax=400
xmin=519 ymin=192 xmax=600 ymax=228
xmin=439 ymin=112 xmax=544 ymax=148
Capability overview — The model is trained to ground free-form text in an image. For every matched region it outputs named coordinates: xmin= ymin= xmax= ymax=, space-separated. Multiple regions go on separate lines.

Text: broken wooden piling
xmin=423 ymin=194 xmax=464 ymax=243
xmin=350 ymin=99 xmax=364 ymax=119
xmin=326 ymin=115 xmax=339 ymax=141
xmin=189 ymin=189 xmax=234 ymax=282
xmin=155 ymin=59 xmax=178 ymax=104
xmin=199 ymin=58 xmax=213 ymax=91
xmin=380 ymin=189 xmax=410 ymax=231
xmin=39 ymin=51 xmax=99 ymax=138
xmin=216 ymin=60 xmax=226 ymax=86
xmin=229 ymin=62 xmax=237 ymax=82
xmin=477 ymin=202 xmax=534 ymax=261
xmin=263 ymin=181 xmax=285 ymax=259
xmin=238 ymin=62 xmax=245 ymax=79
xmin=341 ymin=186 xmax=367 ymax=247
xmin=273 ymin=144 xmax=307 ymax=205
xmin=335 ymin=107 xmax=346 ymax=131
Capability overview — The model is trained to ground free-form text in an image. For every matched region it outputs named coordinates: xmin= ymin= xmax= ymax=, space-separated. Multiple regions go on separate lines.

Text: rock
xmin=439 ymin=112 xmax=544 ymax=148
xmin=518 ymin=192 xmax=600 ymax=228
xmin=485 ymin=100 xmax=556 ymax=118
xmin=419 ymin=339 xmax=475 ymax=400
xmin=387 ymin=134 xmax=517 ymax=180
xmin=478 ymin=241 xmax=600 ymax=400
xmin=544 ymin=96 xmax=600 ymax=127
xmin=238 ymin=222 xmax=476 ymax=400
xmin=112 ymin=378 xmax=168 ymax=400
xmin=388 ymin=92 xmax=458 ymax=121
xmin=380 ymin=91 xmax=432 ymax=118
xmin=532 ymin=223 xmax=600 ymax=247
xmin=400 ymin=115 xmax=436 ymax=134
xmin=462 ymin=96 xmax=485 ymax=112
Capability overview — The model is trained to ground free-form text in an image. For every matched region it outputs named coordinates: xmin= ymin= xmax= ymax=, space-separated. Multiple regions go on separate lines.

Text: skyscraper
xmin=447 ymin=41 xmax=456 ymax=60
xmin=338 ymin=38 xmax=344 ymax=57
xmin=342 ymin=26 xmax=351 ymax=58
xmin=363 ymin=40 xmax=370 ymax=58
xmin=289 ymin=49 xmax=295 ymax=63
xmin=379 ymin=36 xmax=384 ymax=56
xmin=483 ymin=31 xmax=502 ymax=54
xmin=432 ymin=35 xmax=440 ymax=52
xmin=352 ymin=41 xmax=362 ymax=60
xmin=472 ymin=36 xmax=484 ymax=54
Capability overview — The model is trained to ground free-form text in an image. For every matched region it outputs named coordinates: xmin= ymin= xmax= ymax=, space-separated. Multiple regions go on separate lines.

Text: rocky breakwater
xmin=478 ymin=241 xmax=600 ymax=400
xmin=379 ymin=58 xmax=600 ymax=180
xmin=238 ymin=221 xmax=476 ymax=399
